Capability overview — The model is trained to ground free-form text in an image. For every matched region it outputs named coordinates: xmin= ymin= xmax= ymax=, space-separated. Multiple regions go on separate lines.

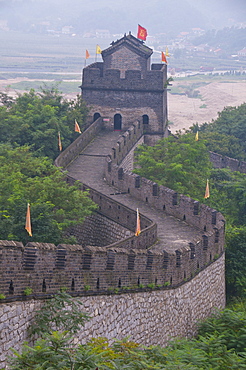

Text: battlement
xmin=54 ymin=116 xmax=104 ymax=168
xmin=0 ymin=233 xmax=223 ymax=300
xmin=81 ymin=34 xmax=168 ymax=135
xmin=210 ymin=151 xmax=246 ymax=173
xmin=82 ymin=64 xmax=167 ymax=92
xmin=0 ymin=33 xmax=226 ymax=368
xmin=106 ymin=130 xmax=225 ymax=236
xmin=0 ymin=122 xmax=225 ymax=302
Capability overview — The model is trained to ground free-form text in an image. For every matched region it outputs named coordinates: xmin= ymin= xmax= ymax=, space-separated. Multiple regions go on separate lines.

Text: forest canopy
xmin=134 ymin=102 xmax=246 ymax=300
xmin=0 ymin=87 xmax=96 ymax=244
xmin=193 ymin=102 xmax=246 ymax=160
xmin=0 ymin=144 xmax=97 ymax=244
xmin=0 ymin=86 xmax=88 ymax=159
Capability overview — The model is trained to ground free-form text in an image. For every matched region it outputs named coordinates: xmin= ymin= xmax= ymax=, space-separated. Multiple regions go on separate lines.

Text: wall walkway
xmin=0 ymin=118 xmax=226 ymax=368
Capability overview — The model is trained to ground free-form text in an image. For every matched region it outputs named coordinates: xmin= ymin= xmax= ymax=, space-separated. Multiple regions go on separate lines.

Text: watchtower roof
xmin=102 ymin=32 xmax=153 ymax=60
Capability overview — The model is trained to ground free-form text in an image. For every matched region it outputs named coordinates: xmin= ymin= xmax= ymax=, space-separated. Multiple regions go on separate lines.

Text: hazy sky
xmin=0 ymin=0 xmax=245 ymax=35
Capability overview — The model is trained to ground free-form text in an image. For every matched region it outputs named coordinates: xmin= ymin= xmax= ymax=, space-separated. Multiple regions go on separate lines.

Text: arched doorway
xmin=93 ymin=112 xmax=101 ymax=121
xmin=114 ymin=114 xmax=122 ymax=131
xmin=142 ymin=114 xmax=149 ymax=125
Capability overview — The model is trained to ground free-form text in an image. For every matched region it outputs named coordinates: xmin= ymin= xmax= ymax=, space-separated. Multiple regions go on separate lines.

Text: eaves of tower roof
xmin=102 ymin=32 xmax=153 ymax=59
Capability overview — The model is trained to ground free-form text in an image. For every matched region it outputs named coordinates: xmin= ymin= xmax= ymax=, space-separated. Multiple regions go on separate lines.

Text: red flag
xmin=85 ymin=50 xmax=90 ymax=59
xmin=137 ymin=25 xmax=147 ymax=41
xmin=25 ymin=203 xmax=32 ymax=237
xmin=75 ymin=119 xmax=81 ymax=133
xmin=135 ymin=208 xmax=141 ymax=236
xmin=161 ymin=52 xmax=168 ymax=64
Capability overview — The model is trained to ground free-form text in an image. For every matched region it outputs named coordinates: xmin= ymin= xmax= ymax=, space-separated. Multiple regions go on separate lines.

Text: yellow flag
xmin=135 ymin=208 xmax=141 ymax=236
xmin=165 ymin=46 xmax=170 ymax=57
xmin=96 ymin=44 xmax=102 ymax=54
xmin=75 ymin=119 xmax=81 ymax=133
xmin=195 ymin=131 xmax=199 ymax=141
xmin=25 ymin=203 xmax=32 ymax=237
xmin=58 ymin=131 xmax=62 ymax=151
xmin=204 ymin=179 xmax=210 ymax=199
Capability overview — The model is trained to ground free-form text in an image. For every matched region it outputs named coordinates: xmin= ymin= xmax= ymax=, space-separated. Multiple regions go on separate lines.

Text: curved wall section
xmin=0 ymin=120 xmax=226 ymax=368
xmin=209 ymin=151 xmax=246 ymax=173
xmin=0 ymin=253 xmax=225 ymax=369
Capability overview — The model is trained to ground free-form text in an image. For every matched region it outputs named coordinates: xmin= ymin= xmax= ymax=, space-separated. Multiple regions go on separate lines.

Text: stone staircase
xmin=67 ymin=127 xmax=203 ymax=253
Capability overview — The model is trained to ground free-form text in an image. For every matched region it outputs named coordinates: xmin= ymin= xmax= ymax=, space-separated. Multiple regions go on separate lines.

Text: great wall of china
xmin=0 ymin=33 xmax=228 ymax=367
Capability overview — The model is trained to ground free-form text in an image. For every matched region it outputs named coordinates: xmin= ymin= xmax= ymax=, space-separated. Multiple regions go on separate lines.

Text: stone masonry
xmin=0 ymin=254 xmax=225 ymax=367
xmin=81 ymin=33 xmax=168 ymax=136
xmin=0 ymin=34 xmax=226 ymax=368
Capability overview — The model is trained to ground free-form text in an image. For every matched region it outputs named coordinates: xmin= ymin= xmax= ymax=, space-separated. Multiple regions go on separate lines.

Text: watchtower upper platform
xmin=102 ymin=32 xmax=153 ymax=77
xmin=81 ymin=33 xmax=168 ymax=138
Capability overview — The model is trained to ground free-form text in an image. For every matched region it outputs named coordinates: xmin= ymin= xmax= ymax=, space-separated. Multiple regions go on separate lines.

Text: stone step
xmin=67 ymin=129 xmax=203 ymax=253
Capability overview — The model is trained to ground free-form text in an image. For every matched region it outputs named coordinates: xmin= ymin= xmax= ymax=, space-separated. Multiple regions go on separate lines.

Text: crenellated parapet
xmin=0 ymin=33 xmax=227 ymax=368
xmin=0 ymin=233 xmax=223 ymax=300
xmin=106 ymin=129 xmax=225 ymax=231
xmin=210 ymin=151 xmax=246 ymax=173
xmin=82 ymin=65 xmax=166 ymax=92
xmin=0 ymin=121 xmax=225 ymax=303
xmin=81 ymin=33 xmax=168 ymax=135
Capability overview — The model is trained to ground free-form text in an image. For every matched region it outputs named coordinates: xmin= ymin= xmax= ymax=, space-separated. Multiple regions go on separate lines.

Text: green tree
xmin=195 ymin=103 xmax=246 ymax=160
xmin=134 ymin=133 xmax=212 ymax=200
xmin=0 ymin=144 xmax=97 ymax=244
xmin=134 ymin=131 xmax=246 ymax=300
xmin=225 ymin=227 xmax=246 ymax=299
xmin=9 ymin=293 xmax=246 ymax=369
xmin=0 ymin=86 xmax=89 ymax=159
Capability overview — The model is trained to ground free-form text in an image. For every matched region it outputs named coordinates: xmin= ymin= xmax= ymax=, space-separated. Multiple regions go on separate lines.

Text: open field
xmin=168 ymin=75 xmax=246 ymax=133
xmin=0 ymin=76 xmax=82 ymax=97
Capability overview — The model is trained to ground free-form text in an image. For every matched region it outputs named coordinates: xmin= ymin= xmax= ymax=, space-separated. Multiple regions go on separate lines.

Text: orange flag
xmin=58 ymin=131 xmax=62 ymax=151
xmin=137 ymin=24 xmax=148 ymax=41
xmin=161 ymin=52 xmax=168 ymax=63
xmin=135 ymin=208 xmax=141 ymax=236
xmin=85 ymin=49 xmax=90 ymax=59
xmin=75 ymin=119 xmax=81 ymax=133
xmin=25 ymin=203 xmax=32 ymax=237
xmin=204 ymin=179 xmax=210 ymax=199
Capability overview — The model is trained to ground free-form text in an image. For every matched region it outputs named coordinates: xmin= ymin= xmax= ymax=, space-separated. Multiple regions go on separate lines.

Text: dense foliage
xmin=194 ymin=103 xmax=246 ymax=161
xmin=8 ymin=292 xmax=246 ymax=369
xmin=0 ymin=86 xmax=88 ymax=159
xmin=1 ymin=88 xmax=246 ymax=369
xmin=0 ymin=88 xmax=97 ymax=244
xmin=134 ymin=133 xmax=212 ymax=200
xmin=191 ymin=103 xmax=246 ymax=299
xmin=134 ymin=104 xmax=246 ymax=300
xmin=0 ymin=144 xmax=97 ymax=244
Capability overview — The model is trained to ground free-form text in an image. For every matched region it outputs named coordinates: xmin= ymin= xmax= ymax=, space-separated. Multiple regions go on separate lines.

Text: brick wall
xmin=0 ymin=123 xmax=225 ymax=302
xmin=81 ymin=63 xmax=168 ymax=134
xmin=0 ymin=116 xmax=227 ymax=368
xmin=210 ymin=151 xmax=246 ymax=173
xmin=0 ymin=253 xmax=225 ymax=369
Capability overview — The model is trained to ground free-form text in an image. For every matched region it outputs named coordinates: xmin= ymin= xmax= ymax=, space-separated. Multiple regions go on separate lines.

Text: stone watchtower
xmin=81 ymin=32 xmax=169 ymax=142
